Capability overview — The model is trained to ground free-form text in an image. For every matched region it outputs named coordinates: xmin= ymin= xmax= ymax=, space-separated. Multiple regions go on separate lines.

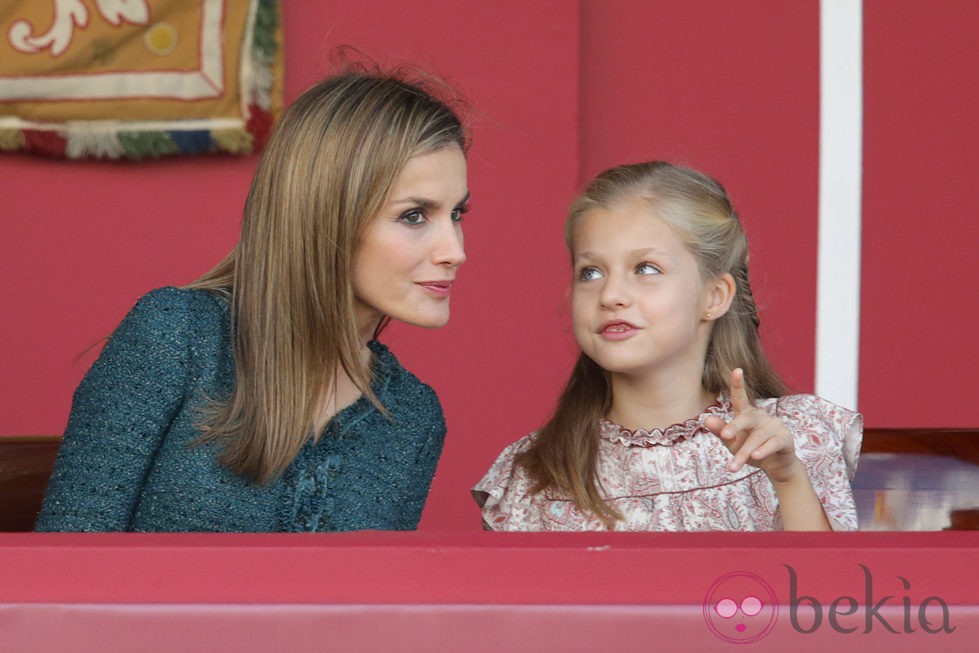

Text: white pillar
xmin=816 ymin=0 xmax=863 ymax=409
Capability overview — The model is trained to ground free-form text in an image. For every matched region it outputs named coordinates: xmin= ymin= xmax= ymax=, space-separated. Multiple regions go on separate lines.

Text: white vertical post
xmin=816 ymin=0 xmax=863 ymax=409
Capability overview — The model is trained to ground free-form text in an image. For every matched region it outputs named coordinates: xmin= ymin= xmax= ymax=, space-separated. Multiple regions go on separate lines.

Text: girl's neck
xmin=606 ymin=372 xmax=715 ymax=432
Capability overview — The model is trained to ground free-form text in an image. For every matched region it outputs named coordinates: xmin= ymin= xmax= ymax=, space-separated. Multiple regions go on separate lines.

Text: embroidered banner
xmin=0 ymin=0 xmax=282 ymax=159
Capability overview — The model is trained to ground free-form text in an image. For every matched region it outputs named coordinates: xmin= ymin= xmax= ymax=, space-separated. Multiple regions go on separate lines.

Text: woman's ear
xmin=702 ymin=272 xmax=736 ymax=322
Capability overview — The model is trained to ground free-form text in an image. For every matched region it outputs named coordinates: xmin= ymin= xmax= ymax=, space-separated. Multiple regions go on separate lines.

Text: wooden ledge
xmin=1 ymin=430 xmax=976 ymax=532
xmin=0 ymin=435 xmax=61 ymax=532
xmin=861 ymin=428 xmax=979 ymax=465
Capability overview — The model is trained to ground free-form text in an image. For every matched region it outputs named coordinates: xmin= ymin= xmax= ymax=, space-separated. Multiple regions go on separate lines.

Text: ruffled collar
xmin=600 ymin=399 xmax=730 ymax=447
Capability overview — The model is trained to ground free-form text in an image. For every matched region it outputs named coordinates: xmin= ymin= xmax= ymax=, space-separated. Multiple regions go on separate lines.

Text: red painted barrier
xmin=1 ymin=532 xmax=976 ymax=651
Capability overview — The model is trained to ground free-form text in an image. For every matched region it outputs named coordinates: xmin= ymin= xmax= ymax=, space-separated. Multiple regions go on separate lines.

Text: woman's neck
xmin=606 ymin=371 xmax=715 ymax=432
xmin=311 ymin=346 xmax=373 ymax=437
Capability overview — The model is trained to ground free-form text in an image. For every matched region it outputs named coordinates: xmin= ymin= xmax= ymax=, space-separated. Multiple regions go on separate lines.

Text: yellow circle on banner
xmin=144 ymin=23 xmax=178 ymax=56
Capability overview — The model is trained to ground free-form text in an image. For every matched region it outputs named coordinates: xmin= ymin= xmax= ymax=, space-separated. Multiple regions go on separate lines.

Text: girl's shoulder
xmin=471 ymin=433 xmax=536 ymax=510
xmin=757 ymin=394 xmax=862 ymax=479
xmin=756 ymin=393 xmax=857 ymax=421
xmin=472 ymin=431 xmax=602 ymax=531
xmin=475 ymin=433 xmax=536 ymax=485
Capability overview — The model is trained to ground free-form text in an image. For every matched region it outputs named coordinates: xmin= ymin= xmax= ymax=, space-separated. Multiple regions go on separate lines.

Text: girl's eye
xmin=398 ymin=209 xmax=426 ymax=226
xmin=577 ymin=266 xmax=603 ymax=281
xmin=636 ymin=262 xmax=661 ymax=276
xmin=451 ymin=204 xmax=470 ymax=223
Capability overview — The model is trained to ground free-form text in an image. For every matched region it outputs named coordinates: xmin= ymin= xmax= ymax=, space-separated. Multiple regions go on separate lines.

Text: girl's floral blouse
xmin=473 ymin=394 xmax=862 ymax=531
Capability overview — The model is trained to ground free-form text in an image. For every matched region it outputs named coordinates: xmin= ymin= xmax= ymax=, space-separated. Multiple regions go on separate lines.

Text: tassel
xmin=169 ymin=130 xmax=213 ymax=155
xmin=252 ymin=0 xmax=280 ymax=62
xmin=0 ymin=128 xmax=26 ymax=151
xmin=117 ymin=131 xmax=179 ymax=159
xmin=24 ymin=129 xmax=67 ymax=157
xmin=65 ymin=129 xmax=125 ymax=159
xmin=251 ymin=65 xmax=274 ymax=109
xmin=212 ymin=128 xmax=253 ymax=155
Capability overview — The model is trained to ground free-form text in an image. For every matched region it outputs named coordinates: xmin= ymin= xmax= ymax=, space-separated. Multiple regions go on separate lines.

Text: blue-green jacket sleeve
xmin=35 ymin=288 xmax=192 ymax=531
xmin=400 ymin=386 xmax=446 ymax=528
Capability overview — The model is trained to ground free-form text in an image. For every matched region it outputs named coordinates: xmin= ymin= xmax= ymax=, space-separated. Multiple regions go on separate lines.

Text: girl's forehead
xmin=573 ymin=201 xmax=675 ymax=245
xmin=569 ymin=201 xmax=704 ymax=275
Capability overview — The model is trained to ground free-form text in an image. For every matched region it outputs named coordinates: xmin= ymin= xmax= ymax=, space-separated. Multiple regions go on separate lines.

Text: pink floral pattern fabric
xmin=472 ymin=394 xmax=862 ymax=531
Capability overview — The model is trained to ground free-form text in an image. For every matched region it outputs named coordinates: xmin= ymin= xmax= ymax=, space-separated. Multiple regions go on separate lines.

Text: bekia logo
xmin=703 ymin=565 xmax=955 ymax=644
xmin=703 ymin=571 xmax=778 ymax=644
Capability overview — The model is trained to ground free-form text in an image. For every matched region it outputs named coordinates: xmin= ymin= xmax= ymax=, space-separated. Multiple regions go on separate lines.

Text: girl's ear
xmin=702 ymin=272 xmax=736 ymax=322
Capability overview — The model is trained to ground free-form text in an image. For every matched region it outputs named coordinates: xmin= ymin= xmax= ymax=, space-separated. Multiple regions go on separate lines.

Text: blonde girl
xmin=474 ymin=161 xmax=860 ymax=531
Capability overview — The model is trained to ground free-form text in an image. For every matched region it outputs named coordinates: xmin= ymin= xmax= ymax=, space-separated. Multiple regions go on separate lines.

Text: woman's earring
xmin=704 ymin=312 xmax=712 ymax=320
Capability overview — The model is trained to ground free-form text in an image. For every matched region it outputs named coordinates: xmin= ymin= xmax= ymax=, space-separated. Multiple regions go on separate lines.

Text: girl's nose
xmin=599 ymin=273 xmax=630 ymax=309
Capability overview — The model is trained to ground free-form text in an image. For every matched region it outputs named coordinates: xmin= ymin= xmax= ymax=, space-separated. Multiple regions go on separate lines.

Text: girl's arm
xmin=762 ymin=457 xmax=833 ymax=531
xmin=704 ymin=369 xmax=831 ymax=531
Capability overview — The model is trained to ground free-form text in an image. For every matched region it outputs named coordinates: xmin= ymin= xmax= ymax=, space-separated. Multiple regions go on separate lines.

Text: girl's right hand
xmin=704 ymin=368 xmax=831 ymax=530
xmin=703 ymin=368 xmax=804 ymax=485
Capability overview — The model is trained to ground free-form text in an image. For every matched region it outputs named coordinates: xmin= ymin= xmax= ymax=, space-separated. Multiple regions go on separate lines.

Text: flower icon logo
xmin=703 ymin=571 xmax=778 ymax=644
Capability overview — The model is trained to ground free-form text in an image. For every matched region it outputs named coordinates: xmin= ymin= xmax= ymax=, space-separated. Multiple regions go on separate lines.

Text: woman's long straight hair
xmin=515 ymin=161 xmax=788 ymax=525
xmin=188 ymin=69 xmax=467 ymax=483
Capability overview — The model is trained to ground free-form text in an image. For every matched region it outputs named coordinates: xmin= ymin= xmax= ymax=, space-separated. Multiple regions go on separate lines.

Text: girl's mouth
xmin=599 ymin=320 xmax=639 ymax=339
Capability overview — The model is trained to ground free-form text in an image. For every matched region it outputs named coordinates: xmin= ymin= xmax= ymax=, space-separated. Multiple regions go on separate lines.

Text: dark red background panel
xmin=861 ymin=0 xmax=979 ymax=428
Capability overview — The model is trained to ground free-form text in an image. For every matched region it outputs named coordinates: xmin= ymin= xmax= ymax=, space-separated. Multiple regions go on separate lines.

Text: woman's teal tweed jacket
xmin=35 ymin=287 xmax=446 ymax=532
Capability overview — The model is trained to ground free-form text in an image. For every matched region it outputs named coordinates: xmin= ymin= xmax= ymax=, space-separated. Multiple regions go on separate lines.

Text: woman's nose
xmin=432 ymin=219 xmax=466 ymax=268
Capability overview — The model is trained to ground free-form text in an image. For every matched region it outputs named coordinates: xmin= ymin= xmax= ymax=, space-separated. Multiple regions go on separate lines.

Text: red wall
xmin=579 ymin=0 xmax=820 ymax=395
xmin=861 ymin=0 xmax=979 ymax=428
xmin=1 ymin=2 xmax=977 ymax=530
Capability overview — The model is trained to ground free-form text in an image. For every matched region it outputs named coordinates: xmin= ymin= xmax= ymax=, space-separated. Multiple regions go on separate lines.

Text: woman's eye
xmin=451 ymin=204 xmax=470 ymax=223
xmin=399 ymin=209 xmax=427 ymax=226
xmin=636 ymin=262 xmax=661 ymax=275
xmin=577 ymin=267 xmax=603 ymax=281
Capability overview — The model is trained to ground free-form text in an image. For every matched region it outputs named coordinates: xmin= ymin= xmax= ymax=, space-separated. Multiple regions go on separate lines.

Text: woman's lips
xmin=417 ymin=281 xmax=453 ymax=298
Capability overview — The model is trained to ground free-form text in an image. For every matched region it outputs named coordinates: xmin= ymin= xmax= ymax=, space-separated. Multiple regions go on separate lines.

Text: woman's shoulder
xmin=369 ymin=340 xmax=438 ymax=400
xmin=95 ymin=287 xmax=230 ymax=377
xmin=366 ymin=341 xmax=445 ymax=433
xmin=131 ymin=286 xmax=228 ymax=325
xmin=122 ymin=286 xmax=229 ymax=341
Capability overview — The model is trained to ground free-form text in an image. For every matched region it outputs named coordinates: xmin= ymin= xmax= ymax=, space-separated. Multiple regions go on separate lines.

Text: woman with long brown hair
xmin=474 ymin=161 xmax=861 ymax=531
xmin=37 ymin=69 xmax=470 ymax=531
